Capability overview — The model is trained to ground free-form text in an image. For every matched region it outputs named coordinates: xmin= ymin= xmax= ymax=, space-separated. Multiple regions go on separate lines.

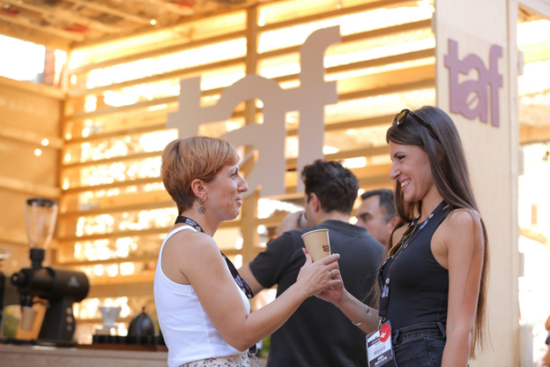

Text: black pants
xmin=391 ymin=322 xmax=447 ymax=367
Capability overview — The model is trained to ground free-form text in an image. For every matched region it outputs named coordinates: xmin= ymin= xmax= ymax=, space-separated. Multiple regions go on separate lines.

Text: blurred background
xmin=0 ymin=0 xmax=548 ymax=365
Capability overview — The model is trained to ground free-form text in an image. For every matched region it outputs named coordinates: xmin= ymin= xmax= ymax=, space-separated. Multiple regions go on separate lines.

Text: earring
xmin=197 ymin=195 xmax=207 ymax=214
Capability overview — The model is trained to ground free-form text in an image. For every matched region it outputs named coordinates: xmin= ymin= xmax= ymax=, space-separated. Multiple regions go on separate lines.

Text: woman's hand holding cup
xmin=296 ymin=250 xmax=341 ymax=298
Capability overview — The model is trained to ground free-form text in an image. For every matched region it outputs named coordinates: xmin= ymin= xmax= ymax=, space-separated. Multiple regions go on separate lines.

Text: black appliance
xmin=0 ymin=198 xmax=90 ymax=345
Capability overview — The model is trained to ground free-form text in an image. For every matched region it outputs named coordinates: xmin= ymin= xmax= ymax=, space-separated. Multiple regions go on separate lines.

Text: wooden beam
xmin=68 ymin=30 xmax=246 ymax=75
xmin=57 ymin=254 xmax=159 ymax=267
xmin=286 ymin=174 xmax=392 ymax=195
xmin=64 ymin=96 xmax=246 ymax=122
xmin=269 ymin=50 xmax=434 ymax=86
xmin=0 ymin=124 xmax=63 ymax=149
xmin=75 ymin=316 xmax=133 ymax=325
xmin=522 ymin=42 xmax=550 ymax=64
xmin=64 ymin=123 xmax=166 ymax=145
xmin=256 ymin=213 xmax=288 ymax=228
xmin=258 ymin=19 xmax=432 ymax=60
xmin=60 ymin=142 xmax=389 ymax=173
xmin=68 ymin=46 xmax=432 ymax=100
xmin=89 ymin=273 xmax=155 ymax=286
xmin=0 ymin=12 xmax=84 ymax=42
xmin=0 ymin=20 xmax=70 ymax=49
xmin=72 ymin=4 xmax=250 ymax=50
xmin=59 ymin=200 xmax=175 ymax=219
xmin=61 ymin=151 xmax=161 ymax=169
xmin=287 ymin=114 xmax=394 ymax=136
xmin=86 ymin=280 xmax=156 ymax=298
xmin=59 ymin=247 xmax=252 ymax=270
xmin=0 ymin=228 xmax=27 ymax=246
xmin=58 ymin=219 xmax=240 ymax=243
xmin=519 ymin=228 xmax=547 ymax=245
xmin=65 ymin=0 xmax=420 ymax=64
xmin=63 ymin=0 xmax=152 ymax=25
xmin=65 ymin=95 xmax=178 ymax=121
xmin=286 ymin=146 xmax=389 ymax=169
xmin=0 ymin=0 xmax=121 ymax=34
xmin=66 ymin=113 xmax=394 ymax=146
xmin=520 ymin=125 xmax=550 ymax=144
xmin=327 ymin=48 xmax=434 ymax=75
xmin=63 ymin=6 xmax=431 ymax=77
xmin=0 ymin=175 xmax=60 ymax=198
xmin=59 ymin=164 xmax=393 ymax=221
xmin=61 ymin=144 xmax=391 ymax=197
xmin=520 ymin=87 xmax=550 ymax=99
xmin=339 ymin=78 xmax=435 ymax=102
xmin=240 ymin=5 xmax=260 ymax=265
xmin=67 ymin=57 xmax=245 ymax=98
xmin=519 ymin=0 xmax=550 ymax=19
xmin=63 ymin=177 xmax=160 ymax=194
xmin=65 ymin=67 xmax=434 ymax=122
xmin=0 ymin=75 xmax=65 ymax=99
xmin=148 ymin=0 xmax=193 ymax=16
xmin=59 ymin=228 xmax=166 ymax=242
xmin=259 ymin=0 xmax=417 ymax=32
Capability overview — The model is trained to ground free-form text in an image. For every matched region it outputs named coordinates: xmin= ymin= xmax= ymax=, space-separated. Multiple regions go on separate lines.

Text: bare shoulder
xmin=441 ymin=208 xmax=484 ymax=250
xmin=445 ymin=208 xmax=482 ymax=231
xmin=164 ymin=228 xmax=219 ymax=259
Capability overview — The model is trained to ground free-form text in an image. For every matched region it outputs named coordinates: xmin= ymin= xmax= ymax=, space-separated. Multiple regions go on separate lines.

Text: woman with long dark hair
xmin=317 ymin=106 xmax=488 ymax=366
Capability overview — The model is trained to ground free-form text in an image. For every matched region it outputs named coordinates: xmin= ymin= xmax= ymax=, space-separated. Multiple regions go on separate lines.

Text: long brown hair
xmin=386 ymin=106 xmax=489 ymax=357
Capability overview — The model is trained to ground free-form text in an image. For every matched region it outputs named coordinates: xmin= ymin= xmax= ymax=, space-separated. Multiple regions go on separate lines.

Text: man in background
xmin=355 ymin=188 xmax=398 ymax=246
xmin=239 ymin=160 xmax=385 ymax=367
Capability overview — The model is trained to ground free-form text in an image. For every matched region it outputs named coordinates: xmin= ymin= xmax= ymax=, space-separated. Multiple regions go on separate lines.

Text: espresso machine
xmin=1 ymin=198 xmax=90 ymax=345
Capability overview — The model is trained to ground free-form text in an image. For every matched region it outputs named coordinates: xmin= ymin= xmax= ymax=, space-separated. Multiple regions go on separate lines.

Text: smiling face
xmin=203 ymin=164 xmax=248 ymax=221
xmin=389 ymin=142 xmax=436 ymax=204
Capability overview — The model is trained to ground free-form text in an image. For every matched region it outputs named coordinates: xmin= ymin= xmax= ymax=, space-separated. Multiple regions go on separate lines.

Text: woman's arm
xmin=318 ymin=286 xmax=381 ymax=334
xmin=440 ymin=210 xmax=484 ymax=367
xmin=316 ymin=224 xmax=408 ymax=334
xmin=167 ymin=231 xmax=341 ymax=351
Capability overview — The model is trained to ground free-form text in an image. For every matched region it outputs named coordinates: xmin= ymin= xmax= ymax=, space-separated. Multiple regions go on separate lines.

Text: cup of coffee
xmin=301 ymin=229 xmax=330 ymax=262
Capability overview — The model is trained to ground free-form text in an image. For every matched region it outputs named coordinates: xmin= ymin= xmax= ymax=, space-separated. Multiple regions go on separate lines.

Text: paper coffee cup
xmin=301 ymin=229 xmax=330 ymax=262
xmin=21 ymin=306 xmax=37 ymax=331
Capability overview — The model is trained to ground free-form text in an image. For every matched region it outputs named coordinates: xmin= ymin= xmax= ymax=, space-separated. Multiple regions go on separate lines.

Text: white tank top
xmin=154 ymin=226 xmax=250 ymax=367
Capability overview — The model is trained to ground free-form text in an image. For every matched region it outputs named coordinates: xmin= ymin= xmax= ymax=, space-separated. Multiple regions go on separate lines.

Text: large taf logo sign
xmin=444 ymin=39 xmax=503 ymax=128
xmin=167 ymin=26 xmax=341 ymax=198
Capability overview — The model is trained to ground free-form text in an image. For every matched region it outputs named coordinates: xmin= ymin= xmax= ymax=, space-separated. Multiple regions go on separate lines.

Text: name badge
xmin=366 ymin=322 xmax=394 ymax=367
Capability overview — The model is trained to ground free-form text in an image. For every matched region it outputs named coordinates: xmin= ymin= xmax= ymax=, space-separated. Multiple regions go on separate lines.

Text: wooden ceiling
xmin=0 ymin=0 xmax=269 ymax=49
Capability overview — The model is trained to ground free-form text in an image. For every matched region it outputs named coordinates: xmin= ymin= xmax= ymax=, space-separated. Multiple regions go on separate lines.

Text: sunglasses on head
xmin=392 ymin=109 xmax=440 ymax=142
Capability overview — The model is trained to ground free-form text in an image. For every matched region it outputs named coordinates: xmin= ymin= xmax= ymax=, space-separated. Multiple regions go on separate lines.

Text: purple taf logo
xmin=444 ymin=39 xmax=503 ymax=127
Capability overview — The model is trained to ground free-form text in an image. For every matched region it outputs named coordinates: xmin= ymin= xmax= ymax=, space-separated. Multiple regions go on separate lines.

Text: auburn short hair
xmin=161 ymin=136 xmax=239 ymax=214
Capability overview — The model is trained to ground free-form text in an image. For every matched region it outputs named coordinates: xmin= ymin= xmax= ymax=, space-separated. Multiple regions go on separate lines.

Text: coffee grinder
xmin=7 ymin=198 xmax=90 ymax=344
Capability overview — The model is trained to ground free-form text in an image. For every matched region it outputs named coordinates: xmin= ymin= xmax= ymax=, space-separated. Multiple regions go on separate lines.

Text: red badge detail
xmin=379 ymin=323 xmax=391 ymax=343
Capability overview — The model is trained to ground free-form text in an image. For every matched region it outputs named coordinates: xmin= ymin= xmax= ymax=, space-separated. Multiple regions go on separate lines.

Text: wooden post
xmin=240 ymin=5 xmax=260 ymax=265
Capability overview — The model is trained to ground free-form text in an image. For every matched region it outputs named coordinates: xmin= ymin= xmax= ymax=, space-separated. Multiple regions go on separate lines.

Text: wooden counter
xmin=0 ymin=343 xmax=168 ymax=367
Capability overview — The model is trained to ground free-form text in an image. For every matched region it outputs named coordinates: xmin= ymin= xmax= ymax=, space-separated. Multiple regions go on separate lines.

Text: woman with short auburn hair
xmin=154 ymin=136 xmax=342 ymax=367
xmin=317 ymin=106 xmax=488 ymax=367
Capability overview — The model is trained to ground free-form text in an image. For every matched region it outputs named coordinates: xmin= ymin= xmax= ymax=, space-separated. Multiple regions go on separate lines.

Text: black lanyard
xmin=377 ymin=201 xmax=447 ymax=320
xmin=175 ymin=216 xmax=255 ymax=300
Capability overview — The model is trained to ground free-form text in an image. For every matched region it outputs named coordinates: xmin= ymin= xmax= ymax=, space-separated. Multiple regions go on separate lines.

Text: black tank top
xmin=380 ymin=202 xmax=450 ymax=331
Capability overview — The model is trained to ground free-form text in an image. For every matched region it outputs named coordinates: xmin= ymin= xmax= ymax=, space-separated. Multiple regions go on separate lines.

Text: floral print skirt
xmin=180 ymin=353 xmax=250 ymax=367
